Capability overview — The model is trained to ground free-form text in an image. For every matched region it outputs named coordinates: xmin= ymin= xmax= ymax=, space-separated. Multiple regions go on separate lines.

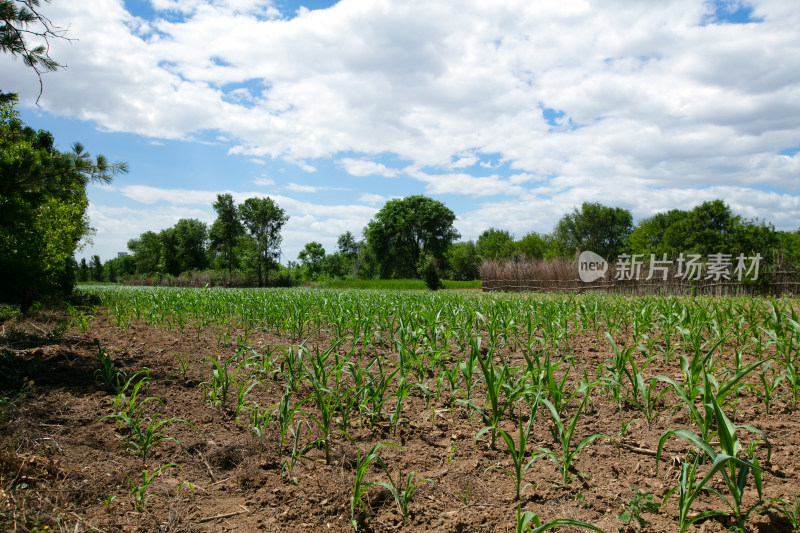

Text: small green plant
xmin=126 ymin=463 xmax=179 ymax=511
xmin=281 ymin=420 xmax=313 ymax=484
xmin=656 ymin=394 xmax=770 ymax=532
xmin=619 ymin=488 xmax=660 ymax=531
xmin=98 ymin=410 xmax=193 ymax=464
xmin=516 ymin=504 xmax=604 ymax=533
xmin=201 ymin=354 xmax=244 ymax=410
xmin=477 ymin=401 xmax=540 ymax=500
xmin=341 ymin=433 xmax=400 ymax=531
xmin=378 ymin=471 xmax=433 ymax=518
xmin=172 ymin=353 xmax=193 ymax=380
xmin=763 ymin=494 xmax=800 ymax=531
xmin=103 ymin=494 xmax=116 ymax=515
xmin=537 ymin=385 xmax=608 ymax=485
xmin=94 ymin=338 xmax=127 ymax=393
xmin=457 ymin=482 xmax=470 ymax=504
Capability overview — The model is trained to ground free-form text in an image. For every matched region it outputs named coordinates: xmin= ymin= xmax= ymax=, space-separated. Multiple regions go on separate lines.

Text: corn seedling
xmin=537 ymin=385 xmax=608 ymax=485
xmin=94 ymin=339 xmax=128 ymax=393
xmin=281 ymin=420 xmax=313 ymax=483
xmin=340 ymin=433 xmax=400 ymax=531
xmin=477 ymin=398 xmax=540 ymax=500
xmin=377 ymin=471 xmax=433 ymax=518
xmin=515 ymin=504 xmax=604 ymax=533
xmin=656 ymin=394 xmax=770 ymax=532
xmin=126 ymin=463 xmax=179 ymax=511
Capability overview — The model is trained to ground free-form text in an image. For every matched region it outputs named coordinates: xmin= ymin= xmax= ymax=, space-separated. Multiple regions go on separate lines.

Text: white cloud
xmin=337 ymin=158 xmax=400 ymax=178
xmin=285 ymin=183 xmax=348 ymax=193
xmin=4 ymin=0 xmax=800 ymax=247
xmin=358 ymin=193 xmax=388 ymax=205
xmin=253 ymin=177 xmax=276 ymax=186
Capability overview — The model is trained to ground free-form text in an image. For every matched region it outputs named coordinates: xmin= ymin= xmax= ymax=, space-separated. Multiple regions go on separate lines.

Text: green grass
xmin=317 ymin=279 xmax=481 ymax=290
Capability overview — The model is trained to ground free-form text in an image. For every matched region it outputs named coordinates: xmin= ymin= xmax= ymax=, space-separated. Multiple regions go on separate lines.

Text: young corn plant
xmin=201 ymin=354 xmax=244 ymax=411
xmin=281 ymin=420 xmax=313 ymax=484
xmin=377 ymin=471 xmax=433 ymax=518
xmin=95 ymin=339 xmax=128 ymax=393
xmin=515 ymin=505 xmax=604 ymax=533
xmin=537 ymin=384 xmax=608 ymax=485
xmin=109 ymin=369 xmax=156 ymax=424
xmin=460 ymin=341 xmax=528 ymax=449
xmin=300 ymin=373 xmax=342 ymax=464
xmin=118 ymin=412 xmax=194 ymax=464
xmin=342 ymin=435 xmax=400 ymax=531
xmin=656 ymin=393 xmax=770 ymax=532
xmin=476 ymin=397 xmax=541 ymax=500
xmin=126 ymin=463 xmax=179 ymax=511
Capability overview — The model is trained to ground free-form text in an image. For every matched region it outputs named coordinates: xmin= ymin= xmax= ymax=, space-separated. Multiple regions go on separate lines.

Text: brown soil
xmin=1 ymin=305 xmax=798 ymax=532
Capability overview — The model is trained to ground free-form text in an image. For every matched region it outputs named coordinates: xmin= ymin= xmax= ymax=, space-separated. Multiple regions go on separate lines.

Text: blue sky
xmin=2 ymin=0 xmax=799 ymax=263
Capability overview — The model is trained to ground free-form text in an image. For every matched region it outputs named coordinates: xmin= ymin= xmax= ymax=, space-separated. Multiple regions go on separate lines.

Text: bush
xmin=418 ymin=254 xmax=443 ymax=291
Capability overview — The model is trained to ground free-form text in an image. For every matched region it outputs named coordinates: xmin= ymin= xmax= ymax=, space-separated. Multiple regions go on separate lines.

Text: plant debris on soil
xmin=1 ymin=294 xmax=799 ymax=532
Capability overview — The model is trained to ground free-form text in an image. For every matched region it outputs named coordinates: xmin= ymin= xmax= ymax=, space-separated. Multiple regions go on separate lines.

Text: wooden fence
xmin=479 ymin=258 xmax=800 ymax=296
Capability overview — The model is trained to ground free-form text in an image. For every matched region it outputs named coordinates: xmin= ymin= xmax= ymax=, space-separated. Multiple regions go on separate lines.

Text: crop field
xmin=1 ymin=286 xmax=799 ymax=532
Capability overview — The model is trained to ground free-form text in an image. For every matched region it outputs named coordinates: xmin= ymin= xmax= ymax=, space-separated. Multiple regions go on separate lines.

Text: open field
xmin=2 ymin=287 xmax=799 ymax=532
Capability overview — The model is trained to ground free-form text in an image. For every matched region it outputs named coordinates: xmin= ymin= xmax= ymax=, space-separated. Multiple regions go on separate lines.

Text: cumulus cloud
xmin=337 ymin=158 xmax=400 ymax=178
xmin=4 ymin=0 xmax=800 ymax=259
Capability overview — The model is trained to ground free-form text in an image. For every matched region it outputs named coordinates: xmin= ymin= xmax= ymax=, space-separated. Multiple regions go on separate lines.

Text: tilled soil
xmin=1 ymin=307 xmax=798 ymax=532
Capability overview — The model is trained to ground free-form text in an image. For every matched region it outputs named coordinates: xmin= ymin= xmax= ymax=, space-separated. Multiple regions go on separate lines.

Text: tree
xmin=1 ymin=0 xmax=65 ymax=102
xmin=127 ymin=231 xmax=162 ymax=274
xmin=209 ymin=193 xmax=243 ymax=276
xmin=476 ymin=228 xmax=515 ymax=260
xmin=77 ymin=257 xmax=89 ymax=282
xmin=173 ymin=218 xmax=208 ymax=273
xmin=446 ymin=241 xmax=480 ymax=280
xmin=158 ymin=227 xmax=179 ymax=276
xmin=554 ymin=202 xmax=633 ymax=259
xmin=629 ymin=209 xmax=688 ymax=257
xmin=662 ymin=200 xmax=740 ymax=256
xmin=238 ymin=197 xmax=288 ymax=287
xmin=514 ymin=231 xmax=550 ymax=260
xmin=365 ymin=195 xmax=459 ymax=279
xmin=0 ymin=98 xmax=126 ymax=310
xmin=89 ymin=255 xmax=102 ymax=281
xmin=298 ymin=241 xmax=325 ymax=279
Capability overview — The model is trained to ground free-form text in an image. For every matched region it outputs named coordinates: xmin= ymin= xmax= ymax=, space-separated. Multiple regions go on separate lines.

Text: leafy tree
xmin=89 ymin=255 xmax=102 ymax=281
xmin=554 ymin=202 xmax=633 ymax=259
xmin=77 ymin=257 xmax=89 ymax=282
xmin=127 ymin=231 xmax=162 ymax=274
xmin=476 ymin=228 xmax=515 ymax=260
xmin=777 ymin=229 xmax=800 ymax=265
xmin=158 ymin=227 xmax=179 ymax=276
xmin=1 ymin=0 xmax=65 ymax=102
xmin=209 ymin=193 xmax=243 ymax=276
xmin=446 ymin=240 xmax=479 ymax=281
xmin=662 ymin=200 xmax=740 ymax=255
xmin=0 ymin=98 xmax=126 ymax=310
xmin=418 ymin=253 xmax=442 ymax=290
xmin=629 ymin=209 xmax=689 ymax=257
xmin=238 ymin=197 xmax=288 ymax=286
xmin=173 ymin=218 xmax=208 ymax=273
xmin=298 ymin=241 xmax=325 ymax=279
xmin=514 ymin=231 xmax=568 ymax=261
xmin=365 ymin=195 xmax=459 ymax=279
xmin=337 ymin=231 xmax=359 ymax=258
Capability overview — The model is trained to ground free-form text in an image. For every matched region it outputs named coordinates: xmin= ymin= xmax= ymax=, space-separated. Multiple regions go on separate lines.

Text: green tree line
xmin=92 ymin=196 xmax=799 ymax=288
